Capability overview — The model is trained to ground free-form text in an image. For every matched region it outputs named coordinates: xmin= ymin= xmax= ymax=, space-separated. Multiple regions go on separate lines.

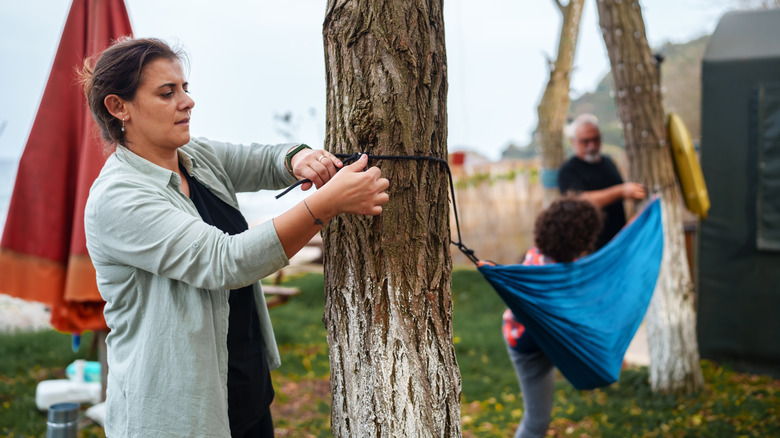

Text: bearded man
xmin=558 ymin=114 xmax=646 ymax=249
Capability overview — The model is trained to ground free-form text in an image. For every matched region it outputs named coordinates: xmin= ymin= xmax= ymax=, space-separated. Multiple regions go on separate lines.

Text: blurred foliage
xmin=453 ymin=167 xmax=534 ymax=189
xmin=2 ymin=270 xmax=778 ymax=437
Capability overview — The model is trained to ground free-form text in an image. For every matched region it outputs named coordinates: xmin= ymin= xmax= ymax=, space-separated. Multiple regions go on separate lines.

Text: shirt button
xmin=192 ymin=242 xmax=200 ymax=249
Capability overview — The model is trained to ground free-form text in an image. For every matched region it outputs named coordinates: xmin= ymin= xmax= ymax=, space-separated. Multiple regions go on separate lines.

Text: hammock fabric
xmin=478 ymin=198 xmax=664 ymax=390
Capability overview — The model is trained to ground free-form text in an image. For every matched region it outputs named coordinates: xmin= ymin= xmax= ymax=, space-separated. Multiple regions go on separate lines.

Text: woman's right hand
xmin=321 ymin=154 xmax=390 ymax=216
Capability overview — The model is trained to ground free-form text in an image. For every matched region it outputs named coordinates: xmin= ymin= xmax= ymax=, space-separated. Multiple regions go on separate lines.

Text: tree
xmin=322 ymin=1 xmax=461 ymax=436
xmin=596 ymin=0 xmax=704 ymax=393
xmin=536 ymin=0 xmax=585 ymax=205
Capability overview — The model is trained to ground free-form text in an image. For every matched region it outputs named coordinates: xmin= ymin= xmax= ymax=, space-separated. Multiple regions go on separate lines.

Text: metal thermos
xmin=46 ymin=402 xmax=78 ymax=438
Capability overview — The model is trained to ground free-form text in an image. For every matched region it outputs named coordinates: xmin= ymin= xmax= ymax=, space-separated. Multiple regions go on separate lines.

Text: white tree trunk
xmin=327 ymin=275 xmax=460 ymax=437
xmin=645 ymin=193 xmax=704 ymax=392
xmin=596 ymin=0 xmax=704 ymax=393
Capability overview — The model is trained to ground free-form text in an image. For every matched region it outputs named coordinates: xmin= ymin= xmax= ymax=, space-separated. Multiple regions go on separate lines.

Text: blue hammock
xmin=478 ymin=198 xmax=664 ymax=390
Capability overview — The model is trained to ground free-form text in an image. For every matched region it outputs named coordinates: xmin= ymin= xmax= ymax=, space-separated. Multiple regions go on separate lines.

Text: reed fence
xmin=449 ymin=159 xmax=544 ymax=266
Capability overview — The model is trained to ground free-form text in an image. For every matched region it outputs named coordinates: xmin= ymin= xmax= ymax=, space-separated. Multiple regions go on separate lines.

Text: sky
xmin=0 ymin=0 xmax=736 ymax=165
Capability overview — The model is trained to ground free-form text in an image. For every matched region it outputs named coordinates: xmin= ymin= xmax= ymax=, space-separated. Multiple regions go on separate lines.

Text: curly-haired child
xmin=503 ymin=197 xmax=603 ymax=438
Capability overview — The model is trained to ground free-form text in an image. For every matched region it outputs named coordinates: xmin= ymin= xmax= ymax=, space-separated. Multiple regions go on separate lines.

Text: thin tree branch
xmin=553 ymin=0 xmax=565 ymax=14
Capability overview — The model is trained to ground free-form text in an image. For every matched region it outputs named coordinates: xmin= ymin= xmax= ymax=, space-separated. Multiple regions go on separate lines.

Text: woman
xmin=81 ymin=37 xmax=389 ymax=437
xmin=502 ymin=197 xmax=602 ymax=438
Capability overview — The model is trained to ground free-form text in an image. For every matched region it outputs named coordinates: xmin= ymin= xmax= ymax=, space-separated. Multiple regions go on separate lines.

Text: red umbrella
xmin=0 ymin=0 xmax=132 ymax=334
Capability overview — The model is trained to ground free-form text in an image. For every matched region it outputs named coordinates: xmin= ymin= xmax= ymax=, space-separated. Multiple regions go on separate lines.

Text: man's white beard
xmin=582 ymin=152 xmax=601 ymax=163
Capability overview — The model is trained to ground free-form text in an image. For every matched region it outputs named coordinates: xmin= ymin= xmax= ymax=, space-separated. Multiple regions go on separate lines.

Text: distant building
xmin=449 ymin=149 xmax=491 ymax=168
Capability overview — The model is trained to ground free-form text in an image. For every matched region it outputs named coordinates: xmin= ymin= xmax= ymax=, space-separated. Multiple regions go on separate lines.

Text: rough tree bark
xmin=536 ymin=0 xmax=585 ymax=206
xmin=596 ymin=0 xmax=704 ymax=393
xmin=322 ymin=1 xmax=462 ymax=436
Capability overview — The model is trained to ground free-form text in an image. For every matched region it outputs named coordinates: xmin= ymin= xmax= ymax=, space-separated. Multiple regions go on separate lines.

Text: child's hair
xmin=534 ymin=197 xmax=603 ymax=262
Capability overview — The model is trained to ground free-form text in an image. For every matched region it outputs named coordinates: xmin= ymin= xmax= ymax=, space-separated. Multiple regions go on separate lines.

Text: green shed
xmin=699 ymin=9 xmax=780 ymax=377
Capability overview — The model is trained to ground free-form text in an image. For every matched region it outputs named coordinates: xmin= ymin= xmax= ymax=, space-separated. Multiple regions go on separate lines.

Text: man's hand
xmin=576 ymin=182 xmax=646 ymax=207
xmin=621 ymin=182 xmax=646 ymax=200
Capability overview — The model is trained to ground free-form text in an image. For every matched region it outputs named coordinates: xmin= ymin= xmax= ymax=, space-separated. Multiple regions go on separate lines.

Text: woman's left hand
xmin=290 ymin=148 xmax=343 ymax=190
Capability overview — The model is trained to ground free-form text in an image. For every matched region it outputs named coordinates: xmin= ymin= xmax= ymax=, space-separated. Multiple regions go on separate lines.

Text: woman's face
xmin=124 ymin=58 xmax=194 ymax=154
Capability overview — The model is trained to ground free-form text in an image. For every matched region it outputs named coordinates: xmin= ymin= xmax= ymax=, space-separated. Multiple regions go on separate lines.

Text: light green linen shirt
xmin=84 ymin=137 xmax=299 ymax=437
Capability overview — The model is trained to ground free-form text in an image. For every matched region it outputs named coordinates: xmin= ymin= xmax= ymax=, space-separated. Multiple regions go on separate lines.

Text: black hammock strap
xmin=275 ymin=152 xmax=479 ymax=265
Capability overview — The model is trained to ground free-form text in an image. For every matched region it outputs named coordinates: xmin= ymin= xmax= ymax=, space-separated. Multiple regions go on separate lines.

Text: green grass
xmin=2 ymin=270 xmax=778 ymax=437
xmin=0 ymin=330 xmax=103 ymax=437
xmin=0 ymin=330 xmax=96 ymax=376
xmin=267 ymin=273 xmax=331 ymax=378
xmin=450 ymin=268 xmax=519 ymax=401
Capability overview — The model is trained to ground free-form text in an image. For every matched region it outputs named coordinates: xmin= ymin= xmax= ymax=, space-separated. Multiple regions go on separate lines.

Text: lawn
xmin=1 ymin=269 xmax=778 ymax=437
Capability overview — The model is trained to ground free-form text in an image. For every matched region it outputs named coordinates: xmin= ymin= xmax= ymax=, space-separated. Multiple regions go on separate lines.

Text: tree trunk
xmin=322 ymin=1 xmax=461 ymax=436
xmin=537 ymin=0 xmax=585 ymax=206
xmin=596 ymin=0 xmax=703 ymax=393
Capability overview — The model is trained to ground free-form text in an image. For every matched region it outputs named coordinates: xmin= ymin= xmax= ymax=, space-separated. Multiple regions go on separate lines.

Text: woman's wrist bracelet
xmin=303 ymin=199 xmax=325 ymax=226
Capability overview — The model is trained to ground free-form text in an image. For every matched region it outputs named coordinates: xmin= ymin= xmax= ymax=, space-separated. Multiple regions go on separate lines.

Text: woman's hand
xmin=309 ymin=154 xmax=389 ymax=218
xmin=273 ymin=154 xmax=389 ymax=258
xmin=290 ymin=148 xmax=343 ymax=190
xmin=330 ymin=154 xmax=390 ymax=215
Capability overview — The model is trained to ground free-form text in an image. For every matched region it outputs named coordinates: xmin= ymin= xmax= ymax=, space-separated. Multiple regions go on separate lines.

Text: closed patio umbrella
xmin=0 ymin=0 xmax=132 ymax=334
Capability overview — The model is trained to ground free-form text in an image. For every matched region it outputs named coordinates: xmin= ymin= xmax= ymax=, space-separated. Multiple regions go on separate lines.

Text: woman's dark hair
xmin=80 ymin=37 xmax=187 ymax=145
xmin=533 ymin=197 xmax=603 ymax=263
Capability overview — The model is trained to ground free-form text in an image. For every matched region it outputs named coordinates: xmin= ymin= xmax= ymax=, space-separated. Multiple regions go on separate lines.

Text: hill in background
xmin=505 ymin=35 xmax=709 ymax=159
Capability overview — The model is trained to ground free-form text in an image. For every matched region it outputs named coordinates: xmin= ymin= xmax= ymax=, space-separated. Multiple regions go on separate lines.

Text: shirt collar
xmin=114 ymin=143 xmax=198 ymax=188
xmin=178 ymin=148 xmax=196 ymax=175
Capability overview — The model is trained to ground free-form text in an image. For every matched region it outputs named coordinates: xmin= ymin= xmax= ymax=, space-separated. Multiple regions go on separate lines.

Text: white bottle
xmin=35 ymin=360 xmax=102 ymax=411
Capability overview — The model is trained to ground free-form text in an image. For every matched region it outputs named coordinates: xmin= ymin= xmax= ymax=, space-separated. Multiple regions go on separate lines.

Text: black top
xmin=558 ymin=156 xmax=626 ymax=249
xmin=181 ymin=165 xmax=273 ymax=434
